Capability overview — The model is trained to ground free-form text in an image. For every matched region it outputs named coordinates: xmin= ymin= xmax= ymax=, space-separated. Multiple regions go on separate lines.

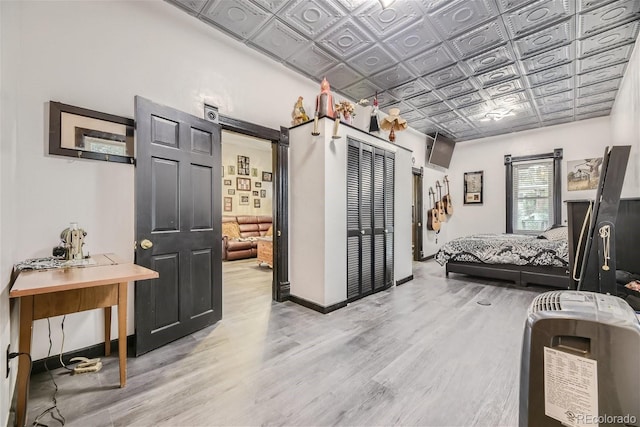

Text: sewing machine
xmin=60 ymin=222 xmax=87 ymax=260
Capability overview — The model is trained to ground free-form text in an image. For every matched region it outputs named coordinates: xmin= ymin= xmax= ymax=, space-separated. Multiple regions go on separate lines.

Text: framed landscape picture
xmin=223 ymin=179 xmax=232 ymax=186
xmin=262 ymin=171 xmax=272 ymax=182
xmin=228 ymin=189 xmax=235 ymax=195
xmin=240 ymin=195 xmax=249 ymax=205
xmin=255 ymin=182 xmax=261 ymax=188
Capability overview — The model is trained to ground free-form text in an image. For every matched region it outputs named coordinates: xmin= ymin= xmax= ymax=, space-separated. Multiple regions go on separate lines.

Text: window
xmin=505 ymin=149 xmax=562 ymax=234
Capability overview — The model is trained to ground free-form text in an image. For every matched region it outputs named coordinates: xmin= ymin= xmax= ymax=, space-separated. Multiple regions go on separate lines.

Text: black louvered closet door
xmin=346 ymin=138 xmax=394 ymax=301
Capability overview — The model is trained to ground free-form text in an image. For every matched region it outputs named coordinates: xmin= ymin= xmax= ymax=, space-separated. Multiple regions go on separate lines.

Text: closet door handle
xmin=360 ymin=230 xmax=365 ymax=235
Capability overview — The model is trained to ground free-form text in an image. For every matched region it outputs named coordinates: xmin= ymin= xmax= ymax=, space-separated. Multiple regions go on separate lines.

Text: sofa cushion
xmin=265 ymin=225 xmax=273 ymax=236
xmin=227 ymin=240 xmax=255 ymax=251
xmin=222 ymin=222 xmax=241 ymax=238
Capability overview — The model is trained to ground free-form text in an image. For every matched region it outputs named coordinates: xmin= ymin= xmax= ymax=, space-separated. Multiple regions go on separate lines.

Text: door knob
xmin=361 ymin=230 xmax=365 ymax=235
xmin=140 ymin=239 xmax=153 ymax=250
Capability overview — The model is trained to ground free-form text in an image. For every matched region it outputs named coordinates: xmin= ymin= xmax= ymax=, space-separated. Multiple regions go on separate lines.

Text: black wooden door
xmin=384 ymin=151 xmax=395 ymax=287
xmin=134 ymin=96 xmax=222 ymax=356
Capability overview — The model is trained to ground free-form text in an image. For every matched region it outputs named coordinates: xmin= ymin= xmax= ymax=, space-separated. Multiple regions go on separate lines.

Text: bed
xmin=435 ymin=233 xmax=570 ymax=288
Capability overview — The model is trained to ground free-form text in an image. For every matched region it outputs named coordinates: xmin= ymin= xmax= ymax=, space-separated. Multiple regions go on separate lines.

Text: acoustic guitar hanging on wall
xmin=428 ymin=187 xmax=441 ymax=231
xmin=435 ymin=181 xmax=446 ymax=223
xmin=443 ymin=175 xmax=453 ymax=215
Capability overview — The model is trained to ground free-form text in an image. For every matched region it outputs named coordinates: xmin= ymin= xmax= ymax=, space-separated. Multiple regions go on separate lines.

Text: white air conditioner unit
xmin=519 ymin=291 xmax=640 ymax=427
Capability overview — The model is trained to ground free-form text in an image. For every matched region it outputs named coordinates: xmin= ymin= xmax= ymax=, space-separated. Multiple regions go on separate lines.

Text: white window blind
xmin=512 ymin=159 xmax=554 ymax=234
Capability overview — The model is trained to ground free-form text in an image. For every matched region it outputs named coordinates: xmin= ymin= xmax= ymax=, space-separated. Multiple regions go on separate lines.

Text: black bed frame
xmin=445 ymin=261 xmax=570 ymax=288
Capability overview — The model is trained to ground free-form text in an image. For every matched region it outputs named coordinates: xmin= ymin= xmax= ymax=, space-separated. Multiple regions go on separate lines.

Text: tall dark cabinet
xmin=347 ymin=138 xmax=395 ymax=300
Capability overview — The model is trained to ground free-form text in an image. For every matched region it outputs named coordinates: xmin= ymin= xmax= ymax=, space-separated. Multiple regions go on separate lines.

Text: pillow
xmin=222 ymin=222 xmax=241 ymax=238
xmin=265 ymin=225 xmax=273 ymax=237
xmin=538 ymin=226 xmax=568 ymax=241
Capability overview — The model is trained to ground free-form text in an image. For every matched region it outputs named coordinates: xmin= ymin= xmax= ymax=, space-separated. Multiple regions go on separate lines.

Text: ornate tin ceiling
xmin=167 ymin=0 xmax=640 ymax=141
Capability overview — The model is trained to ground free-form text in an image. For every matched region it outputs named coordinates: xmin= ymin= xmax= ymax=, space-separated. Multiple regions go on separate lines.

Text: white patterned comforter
xmin=435 ymin=233 xmax=568 ymax=267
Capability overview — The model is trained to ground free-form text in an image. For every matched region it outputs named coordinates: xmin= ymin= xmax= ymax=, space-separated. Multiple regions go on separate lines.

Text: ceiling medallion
xmin=481 ymin=108 xmax=516 ymax=121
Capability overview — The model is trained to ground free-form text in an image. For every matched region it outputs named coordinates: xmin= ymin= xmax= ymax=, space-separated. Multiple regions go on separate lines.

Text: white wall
xmin=610 ymin=36 xmax=640 ymax=188
xmin=221 ymin=132 xmax=273 ymax=216
xmin=1 ymin=0 xmax=319 ymax=369
xmin=445 ymin=117 xmax=617 ymax=240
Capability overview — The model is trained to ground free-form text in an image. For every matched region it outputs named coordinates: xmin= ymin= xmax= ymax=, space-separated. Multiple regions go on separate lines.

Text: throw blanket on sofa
xmin=435 ymin=234 xmax=569 ymax=267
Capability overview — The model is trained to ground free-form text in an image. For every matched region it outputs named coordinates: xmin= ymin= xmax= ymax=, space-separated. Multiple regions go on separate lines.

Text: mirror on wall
xmin=48 ymin=101 xmax=134 ymax=164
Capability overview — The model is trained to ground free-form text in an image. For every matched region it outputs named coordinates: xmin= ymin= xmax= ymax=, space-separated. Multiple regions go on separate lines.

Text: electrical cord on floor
xmin=58 ymin=316 xmax=72 ymax=372
xmin=7 ymin=351 xmax=32 ymax=427
xmin=31 ymin=319 xmax=65 ymax=427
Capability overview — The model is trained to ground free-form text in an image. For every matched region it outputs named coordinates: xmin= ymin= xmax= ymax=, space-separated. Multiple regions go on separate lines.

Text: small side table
xmin=257 ymin=238 xmax=273 ymax=268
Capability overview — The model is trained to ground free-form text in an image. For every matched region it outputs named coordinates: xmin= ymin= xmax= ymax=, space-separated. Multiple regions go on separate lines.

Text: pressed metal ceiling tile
xmin=288 ymin=44 xmax=338 ymax=77
xmin=465 ymin=44 xmax=516 ymax=74
xmin=387 ymin=79 xmax=429 ymax=100
xmin=349 ymin=44 xmax=399 ymax=75
xmin=342 ymin=79 xmax=382 ymax=101
xmin=485 ymin=78 xmax=526 ymax=97
xmin=169 ymin=0 xmax=208 ymax=15
xmin=503 ymin=0 xmax=574 ymax=39
xmin=577 ymin=43 xmax=635 ymax=73
xmin=520 ymin=44 xmax=573 ymax=74
xmin=513 ymin=19 xmax=573 ymax=58
xmin=369 ymin=64 xmax=415 ymax=89
xmin=405 ymin=43 xmax=456 ymax=76
xmin=579 ymin=0 xmax=640 ymax=37
xmin=436 ymin=80 xmax=477 ymax=100
xmin=323 ymin=63 xmax=363 ymax=90
xmin=383 ymin=18 xmax=443 ymax=60
xmin=165 ymin=0 xmax=640 ymax=142
xmin=318 ymin=19 xmax=374 ymax=59
xmin=577 ymin=78 xmax=622 ymax=96
xmin=450 ymin=19 xmax=509 ymax=59
xmin=476 ymin=64 xmax=521 ymax=88
xmin=405 ymin=92 xmax=442 ymax=108
xmin=447 ymin=91 xmax=485 ymax=108
xmin=422 ymin=64 xmax=469 ymax=89
xmin=576 ymin=90 xmax=618 ymax=106
xmin=530 ymin=78 xmax=574 ymax=97
xmin=249 ymin=19 xmax=309 ymax=61
xmin=578 ymin=20 xmax=639 ymax=56
xmin=576 ymin=110 xmax=611 ymax=121
xmin=526 ymin=63 xmax=574 ymax=86
xmin=281 ymin=0 xmax=343 ymax=39
xmin=428 ymin=0 xmax=498 ymax=39
xmin=200 ymin=0 xmax=270 ymax=40
xmin=577 ymin=63 xmax=627 ymax=86
xmin=356 ymin=1 xmax=421 ymax=39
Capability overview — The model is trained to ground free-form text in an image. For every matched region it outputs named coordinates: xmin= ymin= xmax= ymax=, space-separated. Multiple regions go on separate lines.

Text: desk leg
xmin=118 ymin=282 xmax=127 ymax=388
xmin=16 ymin=295 xmax=33 ymax=427
xmin=104 ymin=307 xmax=111 ymax=356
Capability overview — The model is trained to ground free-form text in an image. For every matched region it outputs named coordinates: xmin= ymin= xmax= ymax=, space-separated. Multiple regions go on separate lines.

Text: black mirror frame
xmin=48 ymin=101 xmax=135 ymax=164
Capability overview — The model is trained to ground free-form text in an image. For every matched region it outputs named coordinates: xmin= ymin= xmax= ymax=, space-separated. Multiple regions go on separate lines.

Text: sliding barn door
xmin=346 ymin=138 xmax=394 ymax=301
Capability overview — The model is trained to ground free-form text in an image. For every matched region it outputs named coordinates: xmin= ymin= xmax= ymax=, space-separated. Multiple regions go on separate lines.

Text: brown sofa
xmin=222 ymin=215 xmax=272 ymax=261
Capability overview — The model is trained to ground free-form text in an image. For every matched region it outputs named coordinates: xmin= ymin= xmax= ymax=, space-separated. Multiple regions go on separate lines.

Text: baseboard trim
xmin=421 ymin=254 xmax=435 ymax=261
xmin=289 ymin=295 xmax=347 ymax=314
xmin=396 ymin=275 xmax=414 ymax=286
xmin=31 ymin=335 xmax=136 ymax=374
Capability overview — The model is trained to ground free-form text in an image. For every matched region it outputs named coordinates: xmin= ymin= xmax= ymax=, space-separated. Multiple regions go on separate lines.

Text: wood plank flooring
xmin=22 ymin=259 xmax=547 ymax=426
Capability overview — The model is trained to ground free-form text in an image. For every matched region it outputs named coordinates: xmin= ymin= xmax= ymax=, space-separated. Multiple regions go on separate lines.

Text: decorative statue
xmin=369 ymin=92 xmax=380 ymax=134
xmin=380 ymin=108 xmax=408 ymax=142
xmin=291 ymin=96 xmax=309 ymax=126
xmin=315 ymin=77 xmax=335 ymax=119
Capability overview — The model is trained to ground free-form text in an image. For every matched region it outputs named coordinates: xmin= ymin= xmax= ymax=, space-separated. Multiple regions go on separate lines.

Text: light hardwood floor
xmin=24 ymin=259 xmax=547 ymax=426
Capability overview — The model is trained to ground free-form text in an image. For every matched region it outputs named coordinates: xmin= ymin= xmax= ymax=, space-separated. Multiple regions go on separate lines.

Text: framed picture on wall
xmin=255 ymin=182 xmax=261 ymax=188
xmin=224 ymin=197 xmax=232 ymax=212
xmin=260 ymin=190 xmax=266 ymax=198
xmin=240 ymin=195 xmax=249 ymax=205
xmin=223 ymin=179 xmax=232 ymax=186
xmin=237 ymin=155 xmax=250 ymax=175
xmin=464 ymin=171 xmax=483 ymax=204
xmin=228 ymin=165 xmax=235 ymax=175
xmin=251 ymin=168 xmax=258 ymax=177
xmin=228 ymin=189 xmax=235 ymax=195
xmin=254 ymin=199 xmax=260 ymax=208
xmin=236 ymin=177 xmax=251 ymax=191
xmin=253 ymin=191 xmax=259 ymax=196
xmin=262 ymin=171 xmax=272 ymax=182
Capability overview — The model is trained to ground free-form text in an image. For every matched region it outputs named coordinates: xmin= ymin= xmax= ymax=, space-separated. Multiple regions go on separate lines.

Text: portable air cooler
xmin=519 ymin=291 xmax=640 ymax=427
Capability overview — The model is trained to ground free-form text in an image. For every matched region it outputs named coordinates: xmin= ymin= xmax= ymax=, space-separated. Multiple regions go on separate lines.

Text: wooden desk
xmin=9 ymin=254 xmax=158 ymax=427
